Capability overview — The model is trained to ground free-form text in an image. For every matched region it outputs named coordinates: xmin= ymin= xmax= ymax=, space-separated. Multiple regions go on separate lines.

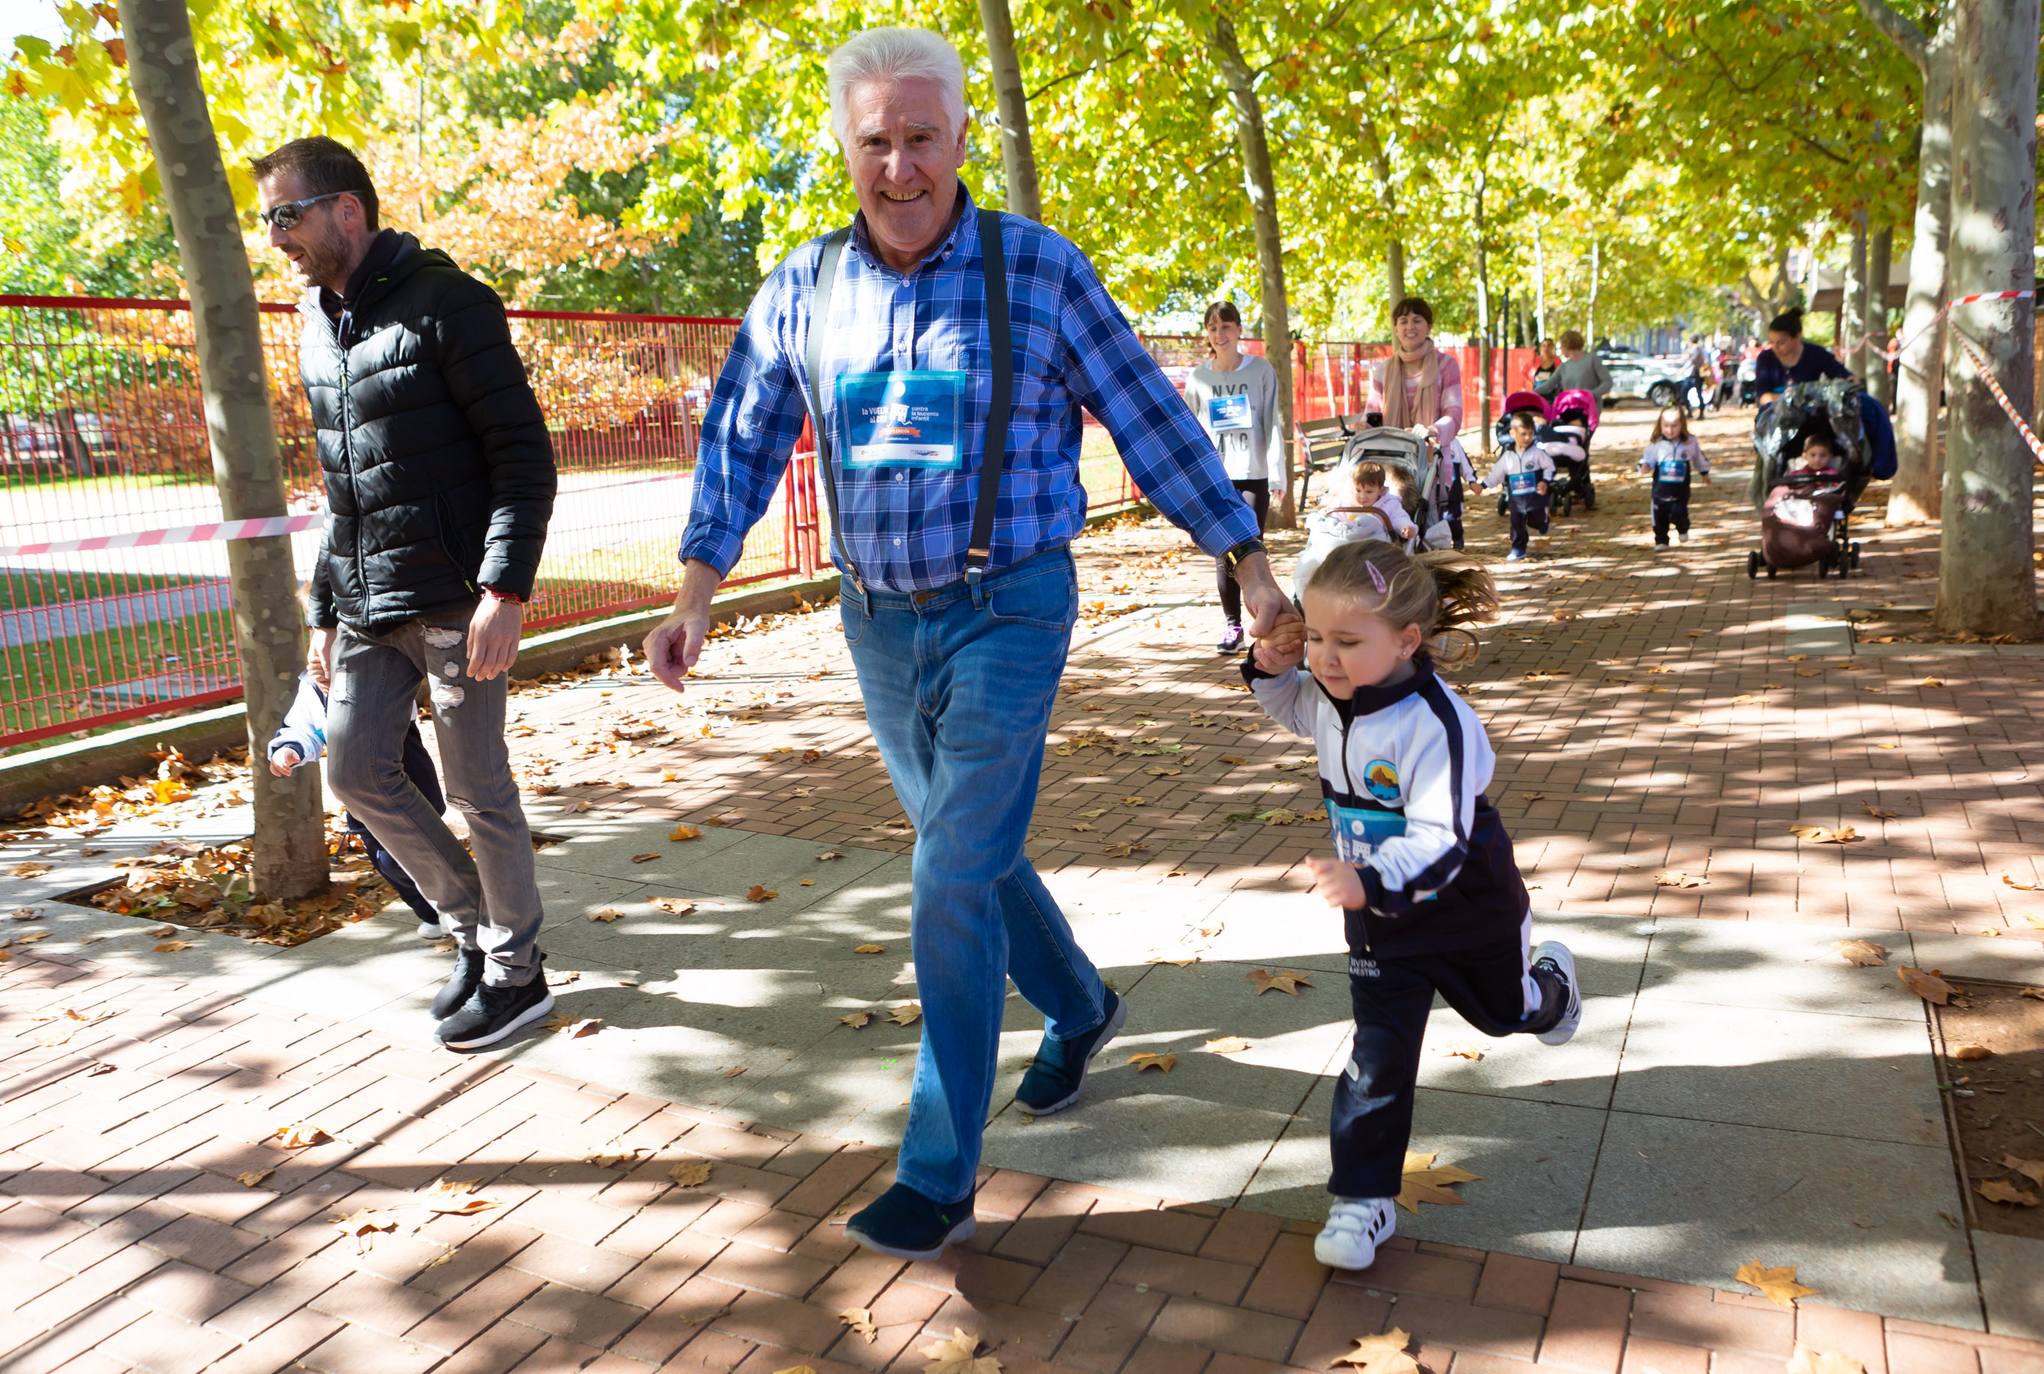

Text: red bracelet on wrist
xmin=482 ymin=586 xmax=524 ymax=605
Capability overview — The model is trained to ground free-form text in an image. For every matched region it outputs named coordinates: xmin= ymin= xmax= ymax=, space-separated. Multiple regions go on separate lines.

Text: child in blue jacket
xmin=269 ymin=673 xmax=445 ymax=939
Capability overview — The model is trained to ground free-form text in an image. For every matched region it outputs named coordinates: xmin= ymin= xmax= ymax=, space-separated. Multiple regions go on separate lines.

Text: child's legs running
xmin=1430 ymin=921 xmax=1568 ymax=1039
xmin=1329 ymin=946 xmax=1438 ymax=1200
xmin=1653 ymin=500 xmax=1672 ymax=544
xmin=1673 ymin=498 xmax=1691 ymax=535
xmin=1508 ymin=506 xmax=1530 ymax=553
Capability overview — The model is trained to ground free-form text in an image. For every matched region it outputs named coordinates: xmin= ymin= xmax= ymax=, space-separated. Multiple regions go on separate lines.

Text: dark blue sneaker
xmin=1015 ymin=988 xmax=1127 ymax=1116
xmin=844 ymin=1182 xmax=975 ymax=1260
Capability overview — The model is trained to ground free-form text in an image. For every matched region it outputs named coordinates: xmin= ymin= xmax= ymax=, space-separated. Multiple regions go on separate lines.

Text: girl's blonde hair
xmin=1303 ymin=538 xmax=1500 ymax=665
xmin=1655 ymin=405 xmax=1691 ymax=441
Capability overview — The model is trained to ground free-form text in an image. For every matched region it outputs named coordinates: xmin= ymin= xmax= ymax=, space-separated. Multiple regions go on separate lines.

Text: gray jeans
xmin=326 ymin=607 xmax=543 ymax=987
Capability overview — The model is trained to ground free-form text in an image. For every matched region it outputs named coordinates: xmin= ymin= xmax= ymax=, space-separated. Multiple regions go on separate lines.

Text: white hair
xmin=826 ymin=27 xmax=968 ymax=146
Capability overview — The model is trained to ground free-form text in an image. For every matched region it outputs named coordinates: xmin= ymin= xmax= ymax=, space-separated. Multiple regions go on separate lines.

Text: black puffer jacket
xmin=300 ymin=235 xmax=555 ymax=631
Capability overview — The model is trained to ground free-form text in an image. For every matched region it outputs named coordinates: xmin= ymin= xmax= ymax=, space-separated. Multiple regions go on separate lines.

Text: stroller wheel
xmin=1747 ymin=551 xmax=1760 ymax=579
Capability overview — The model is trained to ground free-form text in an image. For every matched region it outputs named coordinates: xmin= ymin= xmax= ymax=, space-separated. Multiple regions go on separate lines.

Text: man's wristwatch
xmin=1222 ymin=537 xmax=1266 ymax=570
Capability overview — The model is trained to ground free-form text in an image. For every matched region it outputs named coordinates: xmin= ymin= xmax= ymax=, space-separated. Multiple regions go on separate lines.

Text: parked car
xmin=1601 ymin=352 xmax=1695 ymax=408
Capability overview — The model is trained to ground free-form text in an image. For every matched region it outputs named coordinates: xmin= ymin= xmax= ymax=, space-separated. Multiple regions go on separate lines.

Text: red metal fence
xmin=0 ymin=293 xmax=1525 ymax=751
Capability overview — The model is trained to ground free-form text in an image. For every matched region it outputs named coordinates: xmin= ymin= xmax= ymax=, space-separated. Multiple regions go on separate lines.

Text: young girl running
xmin=1637 ymin=406 xmax=1711 ymax=546
xmin=1246 ymin=539 xmax=1582 ymax=1271
xmin=1184 ymin=301 xmax=1282 ymax=653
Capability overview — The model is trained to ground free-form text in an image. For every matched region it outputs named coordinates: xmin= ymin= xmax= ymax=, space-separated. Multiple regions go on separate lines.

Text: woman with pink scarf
xmin=1366 ymin=296 xmax=1472 ymax=547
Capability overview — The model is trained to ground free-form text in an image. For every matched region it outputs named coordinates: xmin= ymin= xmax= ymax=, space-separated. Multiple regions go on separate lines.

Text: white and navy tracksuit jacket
xmin=1244 ymin=654 xmax=1530 ymax=959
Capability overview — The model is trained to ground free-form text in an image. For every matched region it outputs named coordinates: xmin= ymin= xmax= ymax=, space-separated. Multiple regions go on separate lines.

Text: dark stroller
xmin=1745 ymin=379 xmax=1879 ymax=579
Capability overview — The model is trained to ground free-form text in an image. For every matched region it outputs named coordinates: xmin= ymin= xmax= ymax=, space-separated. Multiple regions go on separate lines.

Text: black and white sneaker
xmin=437 ymin=970 xmax=555 ymax=1050
xmin=417 ymin=919 xmax=444 ymax=941
xmin=1314 ymin=1197 xmax=1395 ymax=1270
xmin=1531 ymin=940 xmax=1582 ymax=1045
xmin=430 ymin=948 xmax=486 ymax=1020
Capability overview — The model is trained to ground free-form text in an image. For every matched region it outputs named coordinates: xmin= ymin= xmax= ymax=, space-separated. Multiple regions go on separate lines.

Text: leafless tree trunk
xmin=1586 ymin=237 xmax=1600 ymax=346
xmin=1933 ymin=0 xmax=2038 ymax=637
xmin=118 ymin=0 xmax=328 ymax=897
xmin=976 ymin=0 xmax=1041 ymax=221
xmin=1859 ymin=0 xmax=1953 ymax=526
xmin=1213 ymin=16 xmax=1296 ymax=527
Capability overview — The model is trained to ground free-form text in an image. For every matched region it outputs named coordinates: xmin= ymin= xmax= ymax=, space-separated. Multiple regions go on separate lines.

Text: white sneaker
xmin=1314 ymin=1197 xmax=1395 ymax=1270
xmin=1532 ymin=940 xmax=1582 ymax=1045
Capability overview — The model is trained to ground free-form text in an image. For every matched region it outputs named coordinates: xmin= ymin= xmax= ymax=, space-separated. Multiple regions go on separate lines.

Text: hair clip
xmin=1366 ymin=560 xmax=1388 ymax=597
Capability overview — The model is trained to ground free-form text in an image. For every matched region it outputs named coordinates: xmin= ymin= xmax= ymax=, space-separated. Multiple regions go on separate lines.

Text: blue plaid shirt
xmin=678 ymin=187 xmax=1262 ymax=591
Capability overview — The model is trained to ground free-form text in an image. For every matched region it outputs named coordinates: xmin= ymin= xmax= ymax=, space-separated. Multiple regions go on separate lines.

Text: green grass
xmin=0 ymin=605 xmax=233 ymax=748
xmin=0 ymin=567 xmax=202 ymax=614
xmin=0 ymin=470 xmax=211 ymax=498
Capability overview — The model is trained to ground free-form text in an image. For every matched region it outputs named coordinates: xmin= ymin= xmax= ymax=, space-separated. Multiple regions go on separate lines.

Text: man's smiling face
xmin=842 ymin=75 xmax=967 ymax=273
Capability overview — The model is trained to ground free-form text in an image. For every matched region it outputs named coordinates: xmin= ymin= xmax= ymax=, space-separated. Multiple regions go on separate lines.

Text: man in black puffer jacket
xmin=255 ymin=137 xmax=558 ymax=1052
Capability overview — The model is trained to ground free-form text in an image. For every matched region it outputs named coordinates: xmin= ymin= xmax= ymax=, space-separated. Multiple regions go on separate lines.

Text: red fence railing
xmin=0 ymin=294 xmax=1524 ymax=751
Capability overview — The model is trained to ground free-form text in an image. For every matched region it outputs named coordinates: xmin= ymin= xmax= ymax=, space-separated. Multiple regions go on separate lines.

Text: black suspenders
xmin=803 ymin=208 xmax=1013 ymax=587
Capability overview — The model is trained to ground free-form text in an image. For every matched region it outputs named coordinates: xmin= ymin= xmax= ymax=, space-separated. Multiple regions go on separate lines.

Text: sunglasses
xmin=255 ymin=190 xmax=352 ymax=231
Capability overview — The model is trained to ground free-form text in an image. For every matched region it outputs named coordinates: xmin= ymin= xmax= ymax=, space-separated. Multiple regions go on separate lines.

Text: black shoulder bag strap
xmin=966 ymin=208 xmax=1012 ymax=586
xmin=805 ymin=227 xmax=854 ymax=580
xmin=804 ymin=208 xmax=1013 ymax=589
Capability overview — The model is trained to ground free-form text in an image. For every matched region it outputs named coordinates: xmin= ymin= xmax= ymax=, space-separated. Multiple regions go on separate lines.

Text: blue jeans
xmin=840 ymin=547 xmax=1110 ymax=1203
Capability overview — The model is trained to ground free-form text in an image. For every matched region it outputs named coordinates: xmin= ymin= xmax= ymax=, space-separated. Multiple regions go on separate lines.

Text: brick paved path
xmin=505 ymin=406 xmax=2044 ymax=939
xmin=5 ymin=947 xmax=2038 ymax=1374
xmin=6 ymin=404 xmax=2044 ymax=1371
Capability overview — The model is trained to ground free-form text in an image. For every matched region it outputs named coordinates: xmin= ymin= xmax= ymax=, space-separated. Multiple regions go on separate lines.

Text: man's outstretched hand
xmin=643 ymin=560 xmax=721 ymax=694
xmin=1233 ymin=551 xmax=1303 ymax=673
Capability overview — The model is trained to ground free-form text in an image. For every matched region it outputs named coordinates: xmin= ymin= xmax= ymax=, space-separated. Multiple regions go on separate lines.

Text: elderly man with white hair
xmin=644 ymin=25 xmax=1293 ymax=1260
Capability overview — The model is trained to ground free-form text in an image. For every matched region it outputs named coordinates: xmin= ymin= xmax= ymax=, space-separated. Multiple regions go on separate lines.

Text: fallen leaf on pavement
xmin=1397 ymin=1151 xmax=1480 ymax=1212
xmin=147 ymin=924 xmax=177 ymax=936
xmin=544 ymin=1015 xmax=602 ymax=1038
xmin=669 ymin=1161 xmax=713 ymax=1188
xmin=917 ymin=1327 xmax=1001 ymax=1373
xmin=1332 ymin=1328 xmax=1420 ymax=1374
xmin=2003 ymin=873 xmax=2040 ymax=891
xmin=721 ymin=1066 xmax=747 ymax=1079
xmin=422 ymin=1179 xmax=499 ymax=1215
xmin=235 ymin=1167 xmax=275 ymax=1188
xmin=669 ymin=825 xmax=701 ymax=842
xmin=1952 ymin=1045 xmax=1994 ymax=1061
xmin=1834 ymin=939 xmax=1890 ymax=967
xmin=1896 ymin=966 xmax=1958 ymax=1005
xmin=839 ymin=1307 xmax=879 ymax=1343
xmin=630 ymin=853 xmax=659 ymax=864
xmin=1653 ymin=872 xmax=1707 ymax=888
xmin=746 ymin=885 xmax=778 ymax=902
xmin=7 ymin=908 xmax=33 ymax=920
xmin=2002 ymin=1155 xmax=2044 ymax=1187
xmin=588 ymin=908 xmax=624 ymax=923
xmin=331 ymin=1208 xmax=401 ymax=1247
xmin=1202 ymin=1037 xmax=1251 ymax=1054
xmin=1977 ymin=1179 xmax=2040 ymax=1207
xmin=1732 ymin=1260 xmax=1817 ymax=1306
xmin=8 ymin=862 xmax=51 ymax=877
xmin=587 ymin=1147 xmax=650 ymax=1169
xmin=1790 ymin=824 xmax=1861 ymax=845
xmin=1126 ymin=1052 xmax=1177 ymax=1073
xmin=816 ymin=850 xmax=843 ymax=861
xmin=771 ymin=1367 xmax=818 ymax=1374
xmin=1248 ymin=968 xmax=1312 ymax=996
xmin=652 ymin=897 xmax=697 ymax=916
xmin=888 ymin=1003 xmax=923 ymax=1026
xmin=839 ymin=1010 xmax=873 ymax=1029
xmin=1441 ymin=1046 xmax=1485 ymax=1061
xmin=1788 ymin=1346 xmax=1866 ymax=1374
xmin=153 ymin=940 xmax=193 ymax=952
xmin=853 ymin=943 xmax=885 ymax=954
xmin=1862 ymin=803 xmax=1899 ymax=820
xmin=272 ymin=1123 xmax=332 ymax=1149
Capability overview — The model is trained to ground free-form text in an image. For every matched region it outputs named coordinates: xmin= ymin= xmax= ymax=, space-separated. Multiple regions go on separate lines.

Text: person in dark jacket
xmin=1753 ymin=306 xmax=1852 ymax=405
xmin=255 ymin=136 xmax=558 ymax=1052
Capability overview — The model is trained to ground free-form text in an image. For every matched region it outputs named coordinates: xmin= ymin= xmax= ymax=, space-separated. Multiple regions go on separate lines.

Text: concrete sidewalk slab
xmin=1577 ymin=1111 xmax=1977 ymax=1327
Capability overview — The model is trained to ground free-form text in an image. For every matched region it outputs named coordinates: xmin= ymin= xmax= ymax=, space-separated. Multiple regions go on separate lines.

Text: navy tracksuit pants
xmin=1330 ymin=915 xmax=1568 ymax=1199
xmin=1652 ymin=483 xmax=1692 ymax=544
xmin=1508 ymin=495 xmax=1550 ymax=554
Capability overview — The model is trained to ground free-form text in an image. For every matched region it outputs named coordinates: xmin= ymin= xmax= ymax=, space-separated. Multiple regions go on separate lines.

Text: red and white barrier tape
xmin=1952 ymin=331 xmax=2044 ymax=463
xmin=0 ymin=511 xmax=321 ymax=559
xmin=1889 ymin=288 xmax=2033 ymax=360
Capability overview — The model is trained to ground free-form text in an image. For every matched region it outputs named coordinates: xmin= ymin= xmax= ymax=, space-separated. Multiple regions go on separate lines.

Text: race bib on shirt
xmin=1507 ymin=467 xmax=1540 ymax=494
xmin=1208 ymin=393 xmax=1253 ymax=432
xmin=1657 ymin=457 xmax=1689 ymax=482
xmin=836 ymin=371 xmax=966 ymax=469
xmin=1326 ymin=798 xmax=1405 ymax=863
